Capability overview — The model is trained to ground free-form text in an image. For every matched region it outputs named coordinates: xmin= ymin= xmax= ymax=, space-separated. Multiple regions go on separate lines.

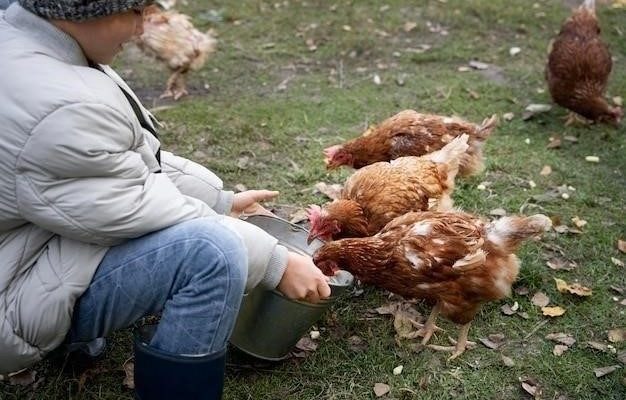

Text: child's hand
xmin=277 ymin=251 xmax=331 ymax=303
xmin=230 ymin=190 xmax=278 ymax=218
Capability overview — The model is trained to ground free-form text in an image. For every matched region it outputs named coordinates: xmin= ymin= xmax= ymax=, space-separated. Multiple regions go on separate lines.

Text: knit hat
xmin=19 ymin=0 xmax=153 ymax=21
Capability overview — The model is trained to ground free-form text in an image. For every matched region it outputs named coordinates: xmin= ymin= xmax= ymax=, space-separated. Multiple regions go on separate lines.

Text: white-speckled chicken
xmin=313 ymin=211 xmax=552 ymax=359
xmin=135 ymin=5 xmax=217 ymax=100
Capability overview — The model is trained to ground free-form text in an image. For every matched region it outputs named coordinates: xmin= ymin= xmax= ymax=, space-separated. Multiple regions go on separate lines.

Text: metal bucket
xmin=229 ymin=215 xmax=353 ymax=361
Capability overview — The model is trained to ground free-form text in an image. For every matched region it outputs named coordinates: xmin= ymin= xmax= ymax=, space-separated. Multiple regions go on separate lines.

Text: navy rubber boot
xmin=133 ymin=325 xmax=225 ymax=400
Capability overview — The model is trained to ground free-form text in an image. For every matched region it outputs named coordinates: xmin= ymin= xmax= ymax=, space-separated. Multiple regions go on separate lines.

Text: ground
xmin=2 ymin=0 xmax=625 ymax=399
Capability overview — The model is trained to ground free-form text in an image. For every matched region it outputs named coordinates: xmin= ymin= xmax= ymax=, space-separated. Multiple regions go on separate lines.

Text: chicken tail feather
xmin=486 ymin=214 xmax=552 ymax=253
xmin=475 ymin=114 xmax=499 ymax=139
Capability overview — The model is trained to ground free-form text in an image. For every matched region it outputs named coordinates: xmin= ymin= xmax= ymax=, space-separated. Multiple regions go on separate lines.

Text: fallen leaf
xmin=289 ymin=208 xmax=309 ymax=224
xmin=403 ymin=21 xmax=417 ymax=32
xmin=546 ymin=257 xmax=576 ymax=271
xmin=469 ymin=60 xmax=489 ymax=70
xmin=546 ymin=333 xmax=576 ymax=346
xmin=542 ymin=306 xmax=566 ymax=317
xmin=515 ymin=286 xmax=529 ymax=295
xmin=594 ymin=365 xmax=620 ymax=378
xmin=525 ymin=103 xmax=552 ymax=113
xmin=531 ymin=292 xmax=550 ymax=307
xmin=393 ymin=365 xmax=403 ymax=375
xmin=563 ymin=135 xmax=578 ymax=143
xmin=612 ymin=258 xmax=624 ymax=267
xmin=122 ymin=359 xmax=134 ymax=390
xmin=571 ymin=216 xmax=587 ymax=228
xmin=503 ymin=112 xmax=515 ymax=121
xmin=520 ymin=377 xmax=542 ymax=398
xmin=554 ymin=278 xmax=592 ymax=297
xmin=584 ymin=156 xmax=599 ymax=163
xmin=547 ymin=136 xmax=562 ymax=149
xmin=8 ymin=369 xmax=36 ymax=386
xmin=502 ymin=354 xmax=515 ymax=367
xmin=347 ymin=335 xmax=368 ymax=352
xmin=501 ymin=304 xmax=517 ymax=316
xmin=618 ymin=240 xmax=626 ymax=253
xmin=586 ymin=341 xmax=616 ymax=354
xmin=314 ymin=182 xmax=343 ymax=200
xmin=540 ymin=165 xmax=552 ymax=176
xmin=237 ymin=156 xmax=250 ymax=169
xmin=608 ymin=329 xmax=626 ymax=343
xmin=618 ymin=350 xmax=626 ymax=364
xmin=374 ymin=382 xmax=391 ymax=397
xmin=553 ymin=344 xmax=569 ymax=356
xmin=295 ymin=336 xmax=318 ymax=352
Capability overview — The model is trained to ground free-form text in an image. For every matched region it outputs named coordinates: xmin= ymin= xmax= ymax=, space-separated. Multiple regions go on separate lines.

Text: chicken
xmin=134 ymin=5 xmax=217 ymax=100
xmin=307 ymin=135 xmax=469 ymax=243
xmin=323 ymin=111 xmax=497 ymax=176
xmin=313 ymin=211 xmax=552 ymax=359
xmin=546 ymin=0 xmax=622 ymax=125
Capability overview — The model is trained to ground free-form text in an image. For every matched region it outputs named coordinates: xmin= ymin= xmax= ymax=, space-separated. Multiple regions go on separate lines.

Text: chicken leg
xmin=419 ymin=302 xmax=441 ymax=345
xmin=160 ymin=69 xmax=189 ymax=100
xmin=564 ymin=112 xmax=591 ymax=127
xmin=426 ymin=322 xmax=472 ymax=360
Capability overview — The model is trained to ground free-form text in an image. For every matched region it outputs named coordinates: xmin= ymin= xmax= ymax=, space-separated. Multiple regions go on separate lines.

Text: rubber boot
xmin=134 ymin=325 xmax=226 ymax=400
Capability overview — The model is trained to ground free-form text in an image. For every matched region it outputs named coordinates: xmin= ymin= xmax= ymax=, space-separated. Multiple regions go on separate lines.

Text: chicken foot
xmin=564 ymin=112 xmax=591 ymax=127
xmin=419 ymin=302 xmax=441 ymax=345
xmin=160 ymin=69 xmax=189 ymax=100
xmin=426 ymin=322 xmax=472 ymax=360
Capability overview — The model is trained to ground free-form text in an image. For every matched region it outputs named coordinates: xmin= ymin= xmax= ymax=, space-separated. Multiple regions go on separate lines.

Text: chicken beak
xmin=307 ymin=232 xmax=319 ymax=246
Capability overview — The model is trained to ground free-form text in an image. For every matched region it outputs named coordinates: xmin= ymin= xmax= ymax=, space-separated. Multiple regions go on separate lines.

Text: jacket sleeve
xmin=15 ymin=102 xmax=217 ymax=246
xmin=159 ymin=150 xmax=234 ymax=215
xmin=15 ymin=102 xmax=287 ymax=290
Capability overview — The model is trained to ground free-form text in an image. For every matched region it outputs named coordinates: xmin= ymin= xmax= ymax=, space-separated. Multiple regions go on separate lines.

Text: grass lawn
xmin=2 ymin=0 xmax=624 ymax=399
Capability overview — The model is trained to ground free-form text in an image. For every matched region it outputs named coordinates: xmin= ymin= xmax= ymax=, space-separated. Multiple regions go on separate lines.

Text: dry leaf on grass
xmin=594 ymin=365 xmax=621 ymax=378
xmin=547 ymin=136 xmax=562 ymax=149
xmin=553 ymin=344 xmax=569 ymax=356
xmin=502 ymin=354 xmax=515 ymax=367
xmin=480 ymin=333 xmax=506 ymax=350
xmin=314 ymin=182 xmax=343 ymax=200
xmin=546 ymin=257 xmax=577 ymax=271
xmin=546 ymin=333 xmax=576 ymax=346
xmin=7 ymin=369 xmax=36 ymax=386
xmin=295 ymin=336 xmax=318 ymax=352
xmin=608 ymin=328 xmax=626 ymax=343
xmin=347 ymin=335 xmax=368 ymax=352
xmin=532 ymin=292 xmax=550 ymax=307
xmin=618 ymin=239 xmax=626 ymax=253
xmin=540 ymin=165 xmax=552 ymax=176
xmin=554 ymin=278 xmax=592 ymax=297
xmin=585 ymin=341 xmax=617 ymax=354
xmin=617 ymin=351 xmax=626 ymax=364
xmin=288 ymin=208 xmax=309 ymax=224
xmin=520 ymin=377 xmax=542 ymax=398
xmin=393 ymin=365 xmax=403 ymax=375
xmin=571 ymin=216 xmax=587 ymax=228
xmin=611 ymin=257 xmax=624 ymax=267
xmin=542 ymin=306 xmax=566 ymax=317
xmin=374 ymin=382 xmax=391 ymax=397
xmin=122 ymin=359 xmax=134 ymax=390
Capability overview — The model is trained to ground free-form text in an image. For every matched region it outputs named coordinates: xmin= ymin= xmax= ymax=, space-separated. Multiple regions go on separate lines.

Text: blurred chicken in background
xmin=546 ymin=0 xmax=622 ymax=125
xmin=135 ymin=2 xmax=217 ymax=100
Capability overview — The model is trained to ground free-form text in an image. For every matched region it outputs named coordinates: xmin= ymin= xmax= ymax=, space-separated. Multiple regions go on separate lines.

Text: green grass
xmin=3 ymin=0 xmax=625 ymax=399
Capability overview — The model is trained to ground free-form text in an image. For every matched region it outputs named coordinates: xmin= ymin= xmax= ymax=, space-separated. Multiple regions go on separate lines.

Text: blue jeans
xmin=67 ymin=217 xmax=248 ymax=356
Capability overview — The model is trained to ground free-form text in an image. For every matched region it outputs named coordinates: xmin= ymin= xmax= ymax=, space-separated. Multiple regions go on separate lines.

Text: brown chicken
xmin=307 ymin=135 xmax=468 ymax=243
xmin=323 ymin=111 xmax=497 ymax=176
xmin=135 ymin=5 xmax=217 ymax=100
xmin=546 ymin=0 xmax=622 ymax=125
xmin=313 ymin=211 xmax=552 ymax=359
